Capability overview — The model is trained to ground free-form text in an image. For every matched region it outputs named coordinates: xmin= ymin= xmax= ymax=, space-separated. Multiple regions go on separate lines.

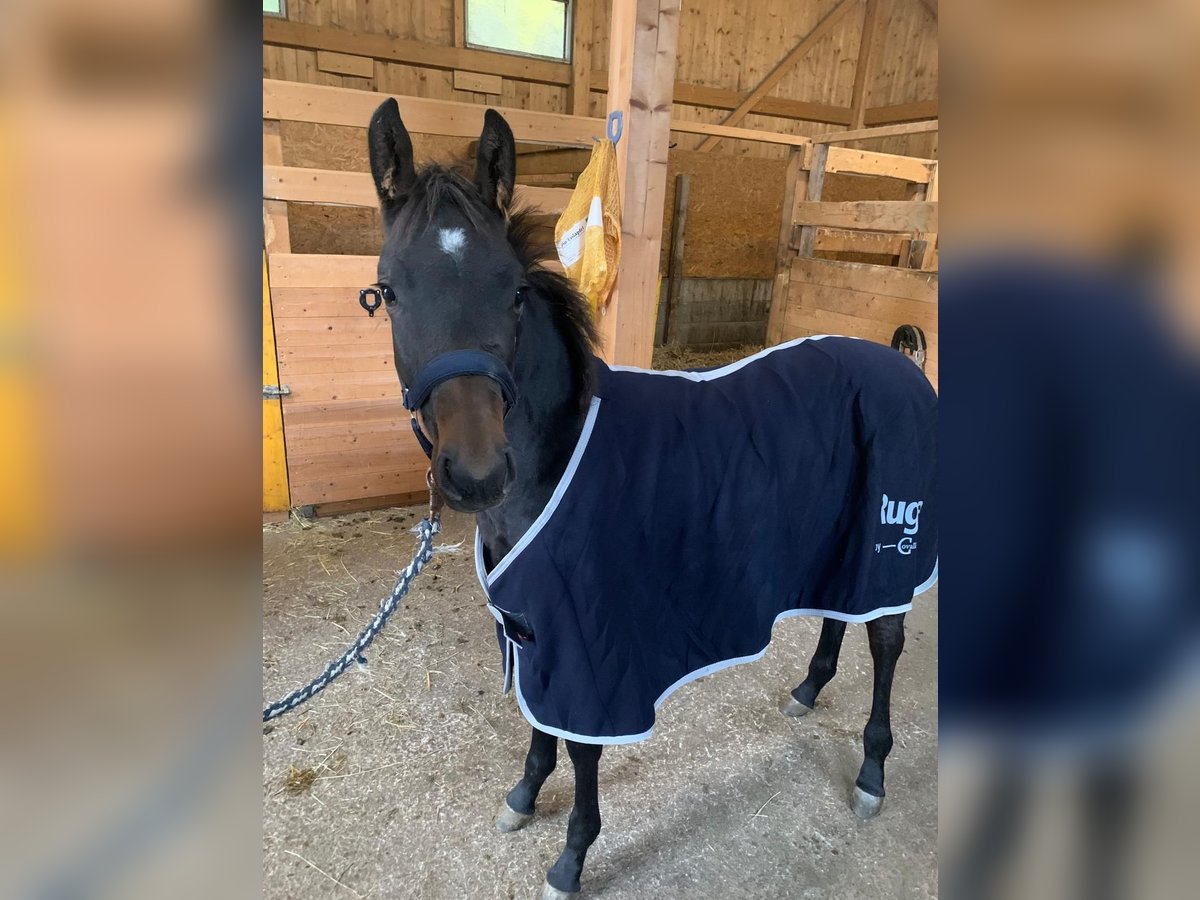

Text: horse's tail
xmin=890 ymin=324 xmax=927 ymax=371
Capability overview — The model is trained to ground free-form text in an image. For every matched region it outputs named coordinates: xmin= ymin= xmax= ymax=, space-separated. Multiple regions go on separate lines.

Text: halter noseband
xmin=401 ymin=350 xmax=519 ymax=458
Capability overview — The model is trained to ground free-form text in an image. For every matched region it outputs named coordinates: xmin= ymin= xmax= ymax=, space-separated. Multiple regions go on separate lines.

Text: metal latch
xmin=263 ymin=384 xmax=291 ymax=398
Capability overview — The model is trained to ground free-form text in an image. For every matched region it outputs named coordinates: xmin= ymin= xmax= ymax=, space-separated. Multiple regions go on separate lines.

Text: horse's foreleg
xmin=782 ymin=617 xmax=848 ymax=716
xmin=852 ymin=612 xmax=905 ymax=819
xmin=496 ymin=727 xmax=557 ymax=832
xmin=543 ymin=740 xmax=603 ymax=898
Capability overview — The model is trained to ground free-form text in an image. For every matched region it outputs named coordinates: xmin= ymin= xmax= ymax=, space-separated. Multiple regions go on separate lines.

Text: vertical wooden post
xmin=263 ymin=121 xmax=290 ymax=255
xmin=600 ymin=0 xmax=681 ymax=367
xmin=263 ymin=120 xmax=291 ymax=512
xmin=795 ymin=142 xmax=829 ymax=258
xmin=849 ymin=0 xmax=881 ymax=130
xmin=570 ymin=0 xmax=595 ymax=116
xmin=662 ymin=173 xmax=691 ymax=346
xmin=917 ymin=161 xmax=939 ymax=271
xmin=766 ymin=146 xmax=808 ymax=345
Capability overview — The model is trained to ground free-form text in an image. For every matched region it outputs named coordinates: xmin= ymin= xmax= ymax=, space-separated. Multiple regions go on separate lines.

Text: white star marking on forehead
xmin=438 ymin=227 xmax=467 ymax=262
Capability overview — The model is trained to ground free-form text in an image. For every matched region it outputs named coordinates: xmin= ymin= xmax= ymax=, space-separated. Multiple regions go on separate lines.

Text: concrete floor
xmin=263 ymin=508 xmax=938 ymax=899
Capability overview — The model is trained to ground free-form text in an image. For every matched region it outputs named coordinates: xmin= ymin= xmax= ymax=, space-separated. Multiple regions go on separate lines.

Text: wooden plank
xmin=316 ymin=50 xmax=374 ymax=79
xmin=595 ymin=74 xmax=852 ymax=125
xmin=268 ymin=253 xmax=378 ymax=289
xmin=917 ymin=162 xmax=939 ymax=271
xmin=849 ymin=0 xmax=882 ymax=130
xmin=662 ymin=173 xmax=691 ymax=344
xmin=571 ymin=0 xmax=595 ymax=116
xmin=790 ymin=256 xmax=938 ymax=303
xmin=262 ymin=122 xmax=289 ymax=255
xmin=668 ymin=119 xmax=810 ymax=148
xmin=262 ymin=253 xmax=290 ymax=512
xmin=696 ymin=0 xmax=857 ymax=151
xmin=792 ymin=200 xmax=938 ymax=233
xmin=453 ymin=0 xmax=466 ymax=48
xmin=263 ymin=17 xmax=571 ymax=86
xmin=264 ymin=79 xmax=605 ymax=146
xmin=864 ymin=99 xmax=938 ymax=126
xmin=767 ymin=146 xmax=806 ymax=345
xmin=453 ymin=70 xmax=502 ymax=94
xmin=783 ymin=305 xmax=895 ymax=345
xmin=600 ymin=0 xmax=681 ymax=367
xmin=821 ymin=146 xmax=933 ymax=183
xmin=795 ymin=143 xmax=829 ymax=258
xmin=812 ymin=120 xmax=940 ymax=144
xmin=515 ymin=148 xmax=592 ymax=176
xmin=795 ymin=282 xmax=937 ymax=335
xmin=813 ymin=228 xmax=907 ymax=255
xmin=262 ymin=165 xmax=573 ymax=214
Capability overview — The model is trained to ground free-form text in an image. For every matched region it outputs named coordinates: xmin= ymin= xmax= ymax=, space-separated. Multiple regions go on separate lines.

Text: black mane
xmin=394 ymin=164 xmax=599 ymax=399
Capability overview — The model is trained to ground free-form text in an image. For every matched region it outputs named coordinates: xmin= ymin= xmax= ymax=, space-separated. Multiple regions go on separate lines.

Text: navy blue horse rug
xmin=473 ymin=335 xmax=938 ymax=744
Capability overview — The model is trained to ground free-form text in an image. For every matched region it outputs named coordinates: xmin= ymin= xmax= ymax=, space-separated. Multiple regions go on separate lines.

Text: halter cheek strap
xmin=402 ymin=350 xmax=519 ymax=459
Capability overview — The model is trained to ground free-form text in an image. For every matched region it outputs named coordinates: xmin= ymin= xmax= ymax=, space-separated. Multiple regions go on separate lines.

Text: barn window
xmin=262 ymin=0 xmax=286 ymax=18
xmin=466 ymin=0 xmax=571 ymax=62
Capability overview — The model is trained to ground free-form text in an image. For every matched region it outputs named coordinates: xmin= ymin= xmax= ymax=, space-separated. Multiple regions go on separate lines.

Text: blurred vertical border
xmin=0 ymin=1 xmax=264 ymax=897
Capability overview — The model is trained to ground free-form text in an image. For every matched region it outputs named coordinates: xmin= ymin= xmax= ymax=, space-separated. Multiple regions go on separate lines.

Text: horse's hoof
xmin=541 ymin=880 xmax=578 ymax=899
xmin=495 ymin=800 xmax=534 ymax=833
xmin=779 ymin=696 xmax=814 ymax=718
xmin=850 ymin=785 xmax=885 ymax=820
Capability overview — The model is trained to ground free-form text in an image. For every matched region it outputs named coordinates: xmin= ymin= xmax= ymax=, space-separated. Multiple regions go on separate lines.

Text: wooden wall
xmin=262 ymin=0 xmax=938 ymax=159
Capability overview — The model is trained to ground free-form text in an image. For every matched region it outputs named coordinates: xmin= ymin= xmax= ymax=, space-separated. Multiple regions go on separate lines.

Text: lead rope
xmin=262 ymin=474 xmax=445 ymax=723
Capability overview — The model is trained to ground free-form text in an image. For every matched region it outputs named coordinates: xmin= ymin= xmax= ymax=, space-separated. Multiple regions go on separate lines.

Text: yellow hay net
xmin=554 ymin=140 xmax=621 ymax=315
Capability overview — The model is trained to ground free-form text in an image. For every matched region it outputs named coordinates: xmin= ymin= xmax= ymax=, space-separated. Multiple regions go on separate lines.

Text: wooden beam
xmin=316 ymin=50 xmax=375 ymax=79
xmin=792 ymin=200 xmax=938 ymax=233
xmin=262 ymin=164 xmax=574 ymax=214
xmin=262 ymin=121 xmax=290 ymax=256
xmin=696 ymin=0 xmax=858 ymax=151
xmin=818 ymin=146 xmax=934 ymax=182
xmin=849 ymin=0 xmax=881 ymax=130
xmin=453 ymin=0 xmax=466 ymax=47
xmin=602 ymin=0 xmax=681 ymax=367
xmin=864 ymin=99 xmax=937 ymax=125
xmin=570 ymin=0 xmax=595 ymax=116
xmin=812 ymin=120 xmax=939 ymax=144
xmin=263 ymin=17 xmax=571 ymax=86
xmin=668 ymin=119 xmax=811 ymax=148
xmin=263 ymin=79 xmax=605 ymax=146
xmin=767 ymin=147 xmax=807 ymax=345
xmin=795 ymin=143 xmax=829 ymax=257
xmin=662 ymin=174 xmax=691 ymax=345
xmin=915 ymin=162 xmax=939 ymax=271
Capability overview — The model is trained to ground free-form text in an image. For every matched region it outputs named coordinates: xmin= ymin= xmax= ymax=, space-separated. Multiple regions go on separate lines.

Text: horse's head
xmin=367 ymin=99 xmax=523 ymax=512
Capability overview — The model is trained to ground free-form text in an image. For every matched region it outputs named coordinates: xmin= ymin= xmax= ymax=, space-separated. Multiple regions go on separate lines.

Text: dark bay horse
xmin=365 ymin=99 xmax=937 ymax=897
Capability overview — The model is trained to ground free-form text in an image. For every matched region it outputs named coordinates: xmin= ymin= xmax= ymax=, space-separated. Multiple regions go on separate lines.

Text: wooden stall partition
xmin=768 ymin=126 xmax=939 ymax=388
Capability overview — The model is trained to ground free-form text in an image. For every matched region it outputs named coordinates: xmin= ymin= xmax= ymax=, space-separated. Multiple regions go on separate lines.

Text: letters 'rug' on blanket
xmin=473 ymin=335 xmax=938 ymax=744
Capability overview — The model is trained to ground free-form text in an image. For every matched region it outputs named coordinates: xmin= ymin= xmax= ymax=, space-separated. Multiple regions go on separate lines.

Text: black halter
xmin=401 ymin=350 xmax=519 ymax=458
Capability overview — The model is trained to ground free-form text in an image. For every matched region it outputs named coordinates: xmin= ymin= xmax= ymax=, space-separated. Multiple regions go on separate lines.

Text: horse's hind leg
xmin=544 ymin=740 xmax=603 ymax=898
xmin=496 ymin=727 xmax=557 ymax=832
xmin=851 ymin=612 xmax=905 ymax=819
xmin=781 ymin=617 xmax=847 ymax=716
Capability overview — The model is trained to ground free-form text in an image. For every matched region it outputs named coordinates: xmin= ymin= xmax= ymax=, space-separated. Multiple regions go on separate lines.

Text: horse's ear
xmin=474 ymin=109 xmax=516 ymax=214
xmin=368 ymin=98 xmax=416 ymax=224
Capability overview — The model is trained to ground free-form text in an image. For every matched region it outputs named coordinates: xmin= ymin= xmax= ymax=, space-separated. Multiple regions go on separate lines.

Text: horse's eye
xmin=379 ymin=284 xmax=397 ymax=305
xmin=514 ymin=286 xmax=528 ymax=310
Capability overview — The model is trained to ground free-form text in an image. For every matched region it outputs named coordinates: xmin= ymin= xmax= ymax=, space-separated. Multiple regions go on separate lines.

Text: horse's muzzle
xmin=435 ymin=444 xmax=515 ymax=512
